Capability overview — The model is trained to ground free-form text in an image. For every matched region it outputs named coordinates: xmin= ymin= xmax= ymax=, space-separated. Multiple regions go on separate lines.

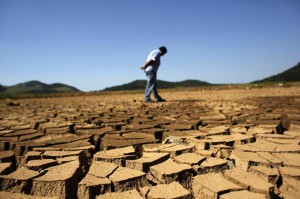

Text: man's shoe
xmin=155 ymin=98 xmax=166 ymax=102
xmin=144 ymin=100 xmax=154 ymax=103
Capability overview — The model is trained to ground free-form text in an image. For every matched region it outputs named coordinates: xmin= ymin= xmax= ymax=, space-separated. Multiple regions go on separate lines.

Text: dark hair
xmin=159 ymin=46 xmax=167 ymax=54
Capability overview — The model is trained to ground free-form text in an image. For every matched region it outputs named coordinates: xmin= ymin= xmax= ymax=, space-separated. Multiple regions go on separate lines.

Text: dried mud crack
xmin=0 ymin=87 xmax=300 ymax=198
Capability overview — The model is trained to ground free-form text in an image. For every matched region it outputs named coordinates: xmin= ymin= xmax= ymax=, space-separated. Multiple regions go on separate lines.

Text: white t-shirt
xmin=145 ymin=49 xmax=161 ymax=72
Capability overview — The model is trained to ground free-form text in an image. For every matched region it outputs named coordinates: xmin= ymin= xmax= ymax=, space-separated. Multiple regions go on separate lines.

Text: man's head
xmin=159 ymin=46 xmax=167 ymax=55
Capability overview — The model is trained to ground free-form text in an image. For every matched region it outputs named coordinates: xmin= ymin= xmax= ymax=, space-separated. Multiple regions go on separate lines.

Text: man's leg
xmin=152 ymin=75 xmax=162 ymax=100
xmin=144 ymin=71 xmax=155 ymax=101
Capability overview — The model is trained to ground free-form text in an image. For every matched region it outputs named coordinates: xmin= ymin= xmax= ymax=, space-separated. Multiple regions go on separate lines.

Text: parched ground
xmin=0 ymin=86 xmax=300 ymax=199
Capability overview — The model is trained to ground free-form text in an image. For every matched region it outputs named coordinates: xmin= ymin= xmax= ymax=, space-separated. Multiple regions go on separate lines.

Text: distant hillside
xmin=103 ymin=79 xmax=211 ymax=91
xmin=0 ymin=84 xmax=6 ymax=92
xmin=252 ymin=62 xmax=300 ymax=83
xmin=0 ymin=80 xmax=81 ymax=95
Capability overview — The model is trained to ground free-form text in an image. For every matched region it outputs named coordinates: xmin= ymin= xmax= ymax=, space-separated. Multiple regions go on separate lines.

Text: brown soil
xmin=0 ymin=86 xmax=300 ymax=198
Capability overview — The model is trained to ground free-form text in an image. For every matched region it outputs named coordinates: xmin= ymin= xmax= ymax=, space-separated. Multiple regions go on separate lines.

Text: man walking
xmin=140 ymin=46 xmax=167 ymax=102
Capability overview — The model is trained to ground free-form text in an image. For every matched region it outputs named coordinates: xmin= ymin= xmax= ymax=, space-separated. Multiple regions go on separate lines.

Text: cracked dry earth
xmin=0 ymin=87 xmax=300 ymax=199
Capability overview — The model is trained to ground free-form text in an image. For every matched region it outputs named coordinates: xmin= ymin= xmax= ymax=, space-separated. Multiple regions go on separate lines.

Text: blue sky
xmin=1 ymin=0 xmax=299 ymax=91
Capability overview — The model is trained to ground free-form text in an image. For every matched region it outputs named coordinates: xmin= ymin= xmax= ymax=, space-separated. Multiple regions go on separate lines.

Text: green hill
xmin=0 ymin=80 xmax=81 ymax=95
xmin=103 ymin=79 xmax=211 ymax=91
xmin=0 ymin=84 xmax=6 ymax=92
xmin=252 ymin=62 xmax=300 ymax=83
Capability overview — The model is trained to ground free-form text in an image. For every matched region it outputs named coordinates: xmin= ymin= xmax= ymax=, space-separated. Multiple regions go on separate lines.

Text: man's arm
xmin=140 ymin=59 xmax=154 ymax=70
